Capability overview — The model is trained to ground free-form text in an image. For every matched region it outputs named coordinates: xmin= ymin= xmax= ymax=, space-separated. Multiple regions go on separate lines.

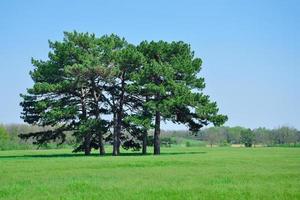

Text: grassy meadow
xmin=0 ymin=147 xmax=299 ymax=200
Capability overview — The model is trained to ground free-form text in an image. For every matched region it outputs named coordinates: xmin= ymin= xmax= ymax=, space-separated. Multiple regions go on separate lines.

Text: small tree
xmin=240 ymin=129 xmax=254 ymax=147
xmin=203 ymin=127 xmax=224 ymax=147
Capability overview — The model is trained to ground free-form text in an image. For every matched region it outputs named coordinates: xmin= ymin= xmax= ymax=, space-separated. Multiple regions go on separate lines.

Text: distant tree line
xmin=18 ymin=31 xmax=227 ymax=155
xmin=197 ymin=126 xmax=300 ymax=147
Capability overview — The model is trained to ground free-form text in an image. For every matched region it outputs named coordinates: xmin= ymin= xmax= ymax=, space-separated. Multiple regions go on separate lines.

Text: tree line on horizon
xmin=1 ymin=124 xmax=299 ymax=151
xmin=165 ymin=126 xmax=300 ymax=147
xmin=200 ymin=126 xmax=300 ymax=147
xmin=17 ymin=31 xmax=227 ymax=156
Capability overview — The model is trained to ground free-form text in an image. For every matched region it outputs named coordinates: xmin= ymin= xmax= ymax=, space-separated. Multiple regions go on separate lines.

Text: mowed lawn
xmin=0 ymin=147 xmax=299 ymax=200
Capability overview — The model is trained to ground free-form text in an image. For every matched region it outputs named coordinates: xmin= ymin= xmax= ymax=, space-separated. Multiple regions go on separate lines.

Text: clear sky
xmin=0 ymin=0 xmax=299 ymax=129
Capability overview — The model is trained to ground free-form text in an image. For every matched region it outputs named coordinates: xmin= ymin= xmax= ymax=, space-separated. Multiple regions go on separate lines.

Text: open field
xmin=0 ymin=147 xmax=300 ymax=200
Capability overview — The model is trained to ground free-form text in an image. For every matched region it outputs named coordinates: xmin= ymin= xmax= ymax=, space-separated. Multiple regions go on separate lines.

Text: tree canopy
xmin=20 ymin=31 xmax=227 ymax=155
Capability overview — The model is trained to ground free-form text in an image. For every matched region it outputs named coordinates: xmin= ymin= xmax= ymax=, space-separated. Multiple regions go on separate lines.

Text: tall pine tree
xmin=135 ymin=40 xmax=227 ymax=155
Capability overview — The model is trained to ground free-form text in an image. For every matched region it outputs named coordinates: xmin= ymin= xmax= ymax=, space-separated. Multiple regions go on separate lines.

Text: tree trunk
xmin=91 ymin=84 xmax=105 ymax=156
xmin=84 ymin=134 xmax=91 ymax=155
xmin=99 ymin=132 xmax=105 ymax=156
xmin=154 ymin=110 xmax=161 ymax=155
xmin=142 ymin=96 xmax=150 ymax=155
xmin=116 ymin=113 xmax=122 ymax=155
xmin=113 ymin=111 xmax=122 ymax=156
xmin=80 ymin=88 xmax=91 ymax=155
xmin=113 ymin=71 xmax=126 ymax=156
xmin=142 ymin=130 xmax=147 ymax=155
xmin=112 ymin=113 xmax=119 ymax=156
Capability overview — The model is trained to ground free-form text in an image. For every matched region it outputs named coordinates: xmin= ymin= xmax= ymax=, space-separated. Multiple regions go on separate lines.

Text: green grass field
xmin=0 ymin=147 xmax=299 ymax=200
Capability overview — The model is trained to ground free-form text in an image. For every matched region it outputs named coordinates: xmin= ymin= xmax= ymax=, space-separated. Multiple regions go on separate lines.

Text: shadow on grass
xmin=0 ymin=151 xmax=206 ymax=159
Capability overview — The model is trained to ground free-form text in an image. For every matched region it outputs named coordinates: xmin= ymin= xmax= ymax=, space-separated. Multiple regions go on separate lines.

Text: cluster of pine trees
xmin=20 ymin=31 xmax=227 ymax=156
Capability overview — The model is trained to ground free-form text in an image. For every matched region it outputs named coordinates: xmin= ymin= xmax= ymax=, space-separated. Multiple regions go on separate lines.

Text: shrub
xmin=219 ymin=140 xmax=230 ymax=147
xmin=241 ymin=129 xmax=254 ymax=147
xmin=186 ymin=141 xmax=191 ymax=147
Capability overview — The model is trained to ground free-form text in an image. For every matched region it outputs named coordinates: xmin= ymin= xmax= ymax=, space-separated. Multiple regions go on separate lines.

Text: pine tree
xmin=20 ymin=32 xmax=114 ymax=155
xmin=135 ymin=40 xmax=227 ymax=155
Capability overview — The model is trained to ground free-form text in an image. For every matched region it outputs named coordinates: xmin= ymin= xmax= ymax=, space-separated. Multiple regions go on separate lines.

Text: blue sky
xmin=0 ymin=0 xmax=299 ymax=129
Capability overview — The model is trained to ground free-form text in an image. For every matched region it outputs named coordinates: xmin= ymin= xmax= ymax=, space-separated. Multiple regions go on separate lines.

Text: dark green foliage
xmin=133 ymin=41 xmax=227 ymax=154
xmin=20 ymin=33 xmax=115 ymax=154
xmin=185 ymin=141 xmax=191 ymax=147
xmin=19 ymin=31 xmax=227 ymax=155
xmin=240 ymin=129 xmax=255 ymax=147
